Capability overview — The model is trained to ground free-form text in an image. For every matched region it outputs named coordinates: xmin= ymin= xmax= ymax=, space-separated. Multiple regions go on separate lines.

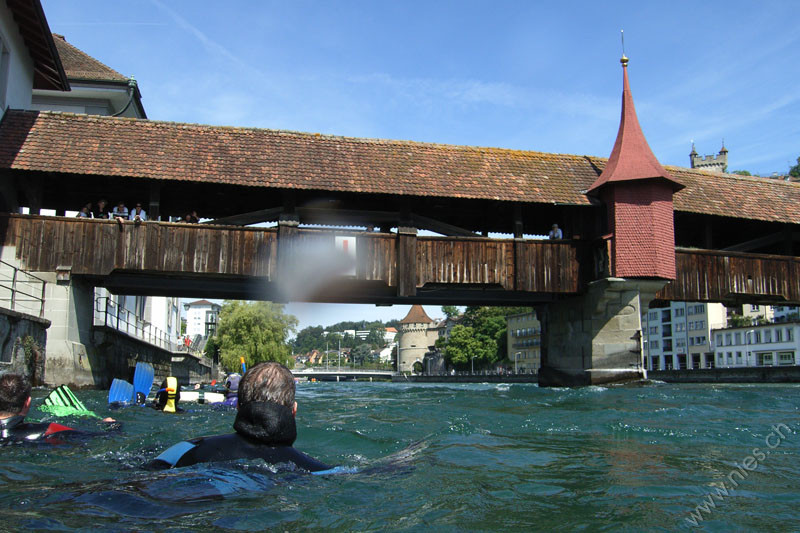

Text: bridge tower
xmin=397 ymin=305 xmax=436 ymax=374
xmin=539 ymin=54 xmax=685 ymax=386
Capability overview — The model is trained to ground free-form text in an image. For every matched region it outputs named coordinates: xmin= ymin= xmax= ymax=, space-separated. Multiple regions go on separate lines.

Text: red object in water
xmin=210 ymin=379 xmax=217 ymax=386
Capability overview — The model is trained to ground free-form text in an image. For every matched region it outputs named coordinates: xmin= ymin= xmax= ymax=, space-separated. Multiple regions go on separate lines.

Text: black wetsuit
xmin=0 ymin=415 xmax=77 ymax=444
xmin=145 ymin=400 xmax=331 ymax=472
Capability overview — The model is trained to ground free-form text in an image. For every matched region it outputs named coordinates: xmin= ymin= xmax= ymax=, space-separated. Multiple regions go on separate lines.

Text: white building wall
xmin=0 ymin=4 xmax=34 ymax=114
xmin=643 ymin=302 xmax=726 ymax=371
xmin=713 ymin=323 xmax=799 ymax=368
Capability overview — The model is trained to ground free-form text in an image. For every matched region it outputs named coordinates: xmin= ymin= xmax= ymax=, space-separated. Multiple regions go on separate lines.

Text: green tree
xmin=366 ymin=327 xmax=386 ymax=348
xmin=790 ymin=156 xmax=800 ymax=178
xmin=732 ymin=170 xmax=752 ymax=176
xmin=441 ymin=305 xmax=459 ymax=319
xmin=216 ymin=300 xmax=298 ymax=372
xmin=293 ymin=325 xmax=326 ymax=353
xmin=442 ymin=324 xmax=497 ymax=369
xmin=351 ymin=344 xmax=373 ymax=366
xmin=727 ymin=314 xmax=752 ymax=327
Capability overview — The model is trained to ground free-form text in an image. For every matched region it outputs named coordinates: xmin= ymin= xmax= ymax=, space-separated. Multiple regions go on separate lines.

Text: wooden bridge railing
xmin=656 ymin=248 xmax=800 ymax=304
xmin=4 ymin=215 xmax=796 ymax=304
xmin=0 ymin=215 xmax=582 ymax=301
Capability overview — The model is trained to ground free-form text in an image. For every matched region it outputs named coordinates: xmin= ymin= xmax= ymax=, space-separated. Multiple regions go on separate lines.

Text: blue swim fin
xmin=133 ymin=362 xmax=155 ymax=403
xmin=108 ymin=378 xmax=134 ymax=405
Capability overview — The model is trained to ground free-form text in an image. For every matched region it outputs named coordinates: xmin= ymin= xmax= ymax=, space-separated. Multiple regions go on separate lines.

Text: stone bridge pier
xmin=538 ymin=278 xmax=667 ymax=387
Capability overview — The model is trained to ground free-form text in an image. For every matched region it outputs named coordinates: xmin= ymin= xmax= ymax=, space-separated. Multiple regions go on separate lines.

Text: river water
xmin=0 ymin=381 xmax=798 ymax=531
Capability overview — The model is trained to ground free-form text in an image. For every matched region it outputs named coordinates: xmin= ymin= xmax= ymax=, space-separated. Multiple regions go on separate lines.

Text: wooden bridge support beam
xmin=538 ymin=277 xmax=667 ymax=387
xmin=397 ymin=226 xmax=417 ymax=297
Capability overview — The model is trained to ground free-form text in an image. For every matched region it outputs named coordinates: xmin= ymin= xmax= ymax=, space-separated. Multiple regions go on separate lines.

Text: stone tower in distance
xmin=690 ymin=142 xmax=728 ymax=172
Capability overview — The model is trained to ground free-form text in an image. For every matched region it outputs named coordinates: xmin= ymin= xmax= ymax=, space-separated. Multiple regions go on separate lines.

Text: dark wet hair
xmin=0 ymin=374 xmax=31 ymax=414
xmin=238 ymin=362 xmax=295 ymax=407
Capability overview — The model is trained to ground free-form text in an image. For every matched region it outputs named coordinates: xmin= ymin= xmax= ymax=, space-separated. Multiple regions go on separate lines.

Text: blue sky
xmin=40 ymin=0 xmax=800 ymax=331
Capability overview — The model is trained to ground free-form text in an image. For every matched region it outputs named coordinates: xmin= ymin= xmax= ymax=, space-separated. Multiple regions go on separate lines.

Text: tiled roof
xmin=51 ymin=34 xmax=127 ymax=82
xmin=399 ymin=305 xmax=434 ymax=325
xmin=0 ymin=110 xmax=798 ymax=223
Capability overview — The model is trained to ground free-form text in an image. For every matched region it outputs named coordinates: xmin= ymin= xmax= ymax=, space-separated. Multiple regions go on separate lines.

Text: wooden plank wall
xmin=3 ymin=215 xmax=585 ymax=297
xmin=8 ymin=216 xmax=278 ymax=278
xmin=658 ymin=248 xmax=800 ymax=303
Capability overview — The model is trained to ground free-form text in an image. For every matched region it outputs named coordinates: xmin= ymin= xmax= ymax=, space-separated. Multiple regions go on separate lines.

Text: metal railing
xmin=0 ymin=260 xmax=46 ymax=317
xmin=94 ymin=296 xmax=179 ymax=351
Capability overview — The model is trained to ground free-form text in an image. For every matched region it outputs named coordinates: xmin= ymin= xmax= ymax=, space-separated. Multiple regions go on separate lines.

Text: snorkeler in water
xmin=151 ymin=377 xmax=183 ymax=413
xmin=0 ymin=374 xmax=116 ymax=443
xmin=145 ymin=362 xmax=331 ymax=472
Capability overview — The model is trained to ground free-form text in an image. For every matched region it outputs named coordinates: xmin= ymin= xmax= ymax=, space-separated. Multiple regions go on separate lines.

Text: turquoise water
xmin=0 ymin=382 xmax=798 ymax=531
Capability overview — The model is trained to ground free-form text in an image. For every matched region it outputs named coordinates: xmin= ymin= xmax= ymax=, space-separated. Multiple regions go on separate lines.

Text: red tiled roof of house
xmin=0 ymin=110 xmax=798 ymax=223
xmin=399 ymin=305 xmax=434 ymax=324
xmin=51 ymin=34 xmax=128 ymax=82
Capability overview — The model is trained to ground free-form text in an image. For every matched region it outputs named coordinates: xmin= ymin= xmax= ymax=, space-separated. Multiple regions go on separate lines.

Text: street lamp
xmin=471 ymin=355 xmax=475 ymax=375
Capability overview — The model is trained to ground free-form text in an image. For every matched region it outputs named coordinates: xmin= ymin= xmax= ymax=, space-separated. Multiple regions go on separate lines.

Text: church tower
xmin=586 ymin=54 xmax=684 ymax=279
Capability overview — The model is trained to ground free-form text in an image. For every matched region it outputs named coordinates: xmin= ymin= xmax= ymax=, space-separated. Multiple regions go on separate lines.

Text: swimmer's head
xmin=238 ymin=362 xmax=294 ymax=408
xmin=0 ymin=374 xmax=31 ymax=415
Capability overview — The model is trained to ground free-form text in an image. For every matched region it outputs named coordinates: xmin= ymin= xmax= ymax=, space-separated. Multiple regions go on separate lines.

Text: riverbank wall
xmin=649 ymin=366 xmax=800 ymax=383
xmin=0 ymin=307 xmax=49 ymax=385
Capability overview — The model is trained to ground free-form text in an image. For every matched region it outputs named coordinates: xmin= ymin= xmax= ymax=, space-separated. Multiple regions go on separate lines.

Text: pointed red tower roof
xmin=587 ymin=56 xmax=683 ymax=195
xmin=399 ymin=305 xmax=433 ymax=324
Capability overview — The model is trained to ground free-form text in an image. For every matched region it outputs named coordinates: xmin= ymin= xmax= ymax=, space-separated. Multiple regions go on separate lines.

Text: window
xmin=727 ymin=352 xmax=733 ymax=364
xmin=661 ymin=310 xmax=671 ymax=322
xmin=675 ymin=307 xmax=685 ymax=317
xmin=734 ymin=332 xmax=741 ymax=345
xmin=775 ymin=329 xmax=782 ymax=342
xmin=736 ymin=351 xmax=743 ymax=363
xmin=754 ymin=331 xmax=761 ymax=343
xmin=788 ymin=328 xmax=794 ymax=342
xmin=697 ymin=336 xmax=706 ymax=345
xmin=750 ymin=305 xmax=760 ymax=312
xmin=764 ymin=330 xmax=772 ymax=343
xmin=662 ymin=325 xmax=672 ymax=337
xmin=649 ymin=326 xmax=658 ymax=335
xmin=675 ymin=323 xmax=686 ymax=333
xmin=777 ymin=352 xmax=795 ymax=366
xmin=663 ymin=339 xmax=673 ymax=351
xmin=717 ymin=353 xmax=724 ymax=365
xmin=676 ymin=338 xmax=686 ymax=348
xmin=756 ymin=352 xmax=773 ymax=366
xmin=649 ymin=311 xmax=657 ymax=320
xmin=716 ymin=334 xmax=723 ymax=346
xmin=696 ymin=321 xmax=705 ymax=330
xmin=650 ymin=340 xmax=659 ymax=349
xmin=725 ymin=333 xmax=732 ymax=346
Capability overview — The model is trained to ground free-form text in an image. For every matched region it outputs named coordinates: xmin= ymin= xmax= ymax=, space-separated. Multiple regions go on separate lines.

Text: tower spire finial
xmin=620 ymin=30 xmax=628 ymax=66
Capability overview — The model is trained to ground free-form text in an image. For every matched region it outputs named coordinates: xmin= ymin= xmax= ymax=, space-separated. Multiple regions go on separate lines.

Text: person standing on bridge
xmin=112 ymin=201 xmax=129 ymax=224
xmin=548 ymin=224 xmax=563 ymax=240
xmin=129 ymin=203 xmax=147 ymax=223
xmin=145 ymin=362 xmax=333 ymax=472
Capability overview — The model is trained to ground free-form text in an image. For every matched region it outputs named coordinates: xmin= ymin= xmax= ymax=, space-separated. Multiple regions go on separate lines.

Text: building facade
xmin=506 ymin=311 xmax=541 ymax=373
xmin=642 ymin=302 xmax=727 ymax=370
xmin=713 ymin=322 xmax=799 ymax=368
xmin=184 ymin=300 xmax=221 ymax=338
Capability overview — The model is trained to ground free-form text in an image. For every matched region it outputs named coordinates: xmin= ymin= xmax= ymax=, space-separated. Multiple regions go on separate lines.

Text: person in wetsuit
xmin=222 ymin=373 xmax=240 ymax=407
xmin=0 ymin=373 xmax=78 ymax=443
xmin=145 ymin=362 xmax=331 ymax=472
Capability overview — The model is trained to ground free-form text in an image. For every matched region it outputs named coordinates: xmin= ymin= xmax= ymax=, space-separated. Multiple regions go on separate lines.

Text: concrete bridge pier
xmin=538 ymin=277 xmax=667 ymax=387
xmin=39 ymin=273 xmax=100 ymax=387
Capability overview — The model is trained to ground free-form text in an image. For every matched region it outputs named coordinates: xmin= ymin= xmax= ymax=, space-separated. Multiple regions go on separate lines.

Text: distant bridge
xmin=292 ymin=369 xmax=394 ymax=381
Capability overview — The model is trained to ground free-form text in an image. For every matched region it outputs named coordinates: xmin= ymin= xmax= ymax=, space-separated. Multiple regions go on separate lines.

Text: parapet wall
xmin=0 ymin=307 xmax=49 ymax=385
xmin=650 ymin=366 xmax=800 ymax=383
